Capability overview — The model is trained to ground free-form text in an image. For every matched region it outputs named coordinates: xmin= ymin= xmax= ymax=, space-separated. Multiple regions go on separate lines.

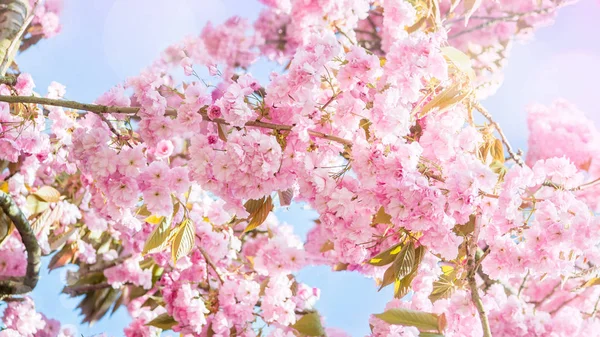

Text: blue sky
xmin=12 ymin=0 xmax=600 ymax=336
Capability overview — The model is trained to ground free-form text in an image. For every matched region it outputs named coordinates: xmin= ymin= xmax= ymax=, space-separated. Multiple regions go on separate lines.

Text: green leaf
xmin=26 ymin=194 xmax=49 ymax=215
xmin=144 ymin=214 xmax=164 ymax=225
xmin=374 ymin=308 xmax=441 ymax=332
xmin=171 ymin=219 xmax=196 ymax=263
xmin=429 ymin=269 xmax=459 ymax=303
xmin=420 ymin=333 xmax=444 ymax=337
xmin=146 ymin=313 xmax=177 ymax=330
xmin=369 ymin=243 xmax=403 ymax=266
xmin=33 ymin=186 xmax=61 ymax=203
xmin=394 ymin=245 xmax=426 ymax=298
xmin=441 ymin=46 xmax=475 ymax=81
xmin=292 ymin=312 xmax=325 ymax=336
xmin=393 ymin=242 xmax=416 ymax=280
xmin=142 ymin=215 xmax=172 ymax=254
xmin=244 ymin=196 xmax=273 ymax=233
xmin=378 ymin=265 xmax=396 ymax=291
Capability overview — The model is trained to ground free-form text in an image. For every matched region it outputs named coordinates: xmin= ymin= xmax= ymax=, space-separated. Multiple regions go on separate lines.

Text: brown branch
xmin=197 ymin=241 xmax=224 ymax=285
xmin=571 ymin=177 xmax=600 ymax=191
xmin=549 ymin=294 xmax=577 ymax=315
xmin=0 ymin=1 xmax=33 ymax=76
xmin=0 ymin=0 xmax=30 ymax=76
xmin=467 ymin=216 xmax=492 ymax=337
xmin=0 ymin=190 xmax=40 ymax=296
xmin=473 ymin=102 xmax=523 ymax=167
xmin=517 ymin=270 xmax=529 ymax=298
xmin=448 ymin=3 xmax=567 ymax=40
xmin=0 ymin=95 xmax=353 ymax=146
xmin=0 ymin=75 xmax=17 ymax=86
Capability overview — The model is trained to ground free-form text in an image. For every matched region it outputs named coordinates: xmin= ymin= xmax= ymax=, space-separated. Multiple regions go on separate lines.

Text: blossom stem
xmin=473 ymin=102 xmax=524 ymax=167
xmin=517 ymin=270 xmax=529 ymax=298
xmin=448 ymin=2 xmax=568 ymax=40
xmin=0 ymin=95 xmax=353 ymax=146
xmin=467 ymin=216 xmax=492 ymax=337
xmin=199 ymin=245 xmax=224 ymax=284
xmin=0 ymin=190 xmax=40 ymax=296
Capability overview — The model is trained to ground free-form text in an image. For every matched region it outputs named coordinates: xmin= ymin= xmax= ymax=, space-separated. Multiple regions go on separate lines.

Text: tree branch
xmin=448 ymin=3 xmax=568 ymax=40
xmin=0 ymin=190 xmax=40 ymax=296
xmin=0 ymin=0 xmax=30 ymax=76
xmin=198 ymin=245 xmax=224 ymax=285
xmin=467 ymin=216 xmax=492 ymax=337
xmin=473 ymin=102 xmax=524 ymax=167
xmin=0 ymin=95 xmax=353 ymax=146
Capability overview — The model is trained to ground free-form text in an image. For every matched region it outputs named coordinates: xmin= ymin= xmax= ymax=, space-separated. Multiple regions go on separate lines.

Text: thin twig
xmin=0 ymin=95 xmax=353 ymax=146
xmin=571 ymin=177 xmax=600 ymax=191
xmin=448 ymin=4 xmax=567 ymax=40
xmin=0 ymin=191 xmax=40 ymax=296
xmin=549 ymin=294 xmax=577 ymax=315
xmin=590 ymin=295 xmax=600 ymax=317
xmin=467 ymin=216 xmax=492 ymax=337
xmin=473 ymin=102 xmax=523 ymax=167
xmin=517 ymin=270 xmax=529 ymax=298
xmin=198 ymin=244 xmax=224 ymax=284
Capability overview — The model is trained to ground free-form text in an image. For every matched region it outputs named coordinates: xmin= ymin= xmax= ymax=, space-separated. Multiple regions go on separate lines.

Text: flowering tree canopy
xmin=0 ymin=0 xmax=598 ymax=336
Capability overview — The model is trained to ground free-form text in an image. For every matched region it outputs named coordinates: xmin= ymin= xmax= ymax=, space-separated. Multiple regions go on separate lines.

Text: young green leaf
xmin=429 ymin=269 xmax=459 ymax=303
xmin=369 ymin=243 xmax=403 ymax=266
xmin=378 ymin=265 xmax=396 ymax=291
xmin=33 ymin=185 xmax=61 ymax=203
xmin=26 ymin=194 xmax=49 ymax=215
xmin=292 ymin=312 xmax=325 ymax=336
xmin=374 ymin=308 xmax=442 ymax=332
xmin=393 ymin=241 xmax=416 ymax=280
xmin=142 ymin=216 xmax=172 ymax=254
xmin=145 ymin=313 xmax=177 ymax=330
xmin=171 ymin=218 xmax=196 ymax=264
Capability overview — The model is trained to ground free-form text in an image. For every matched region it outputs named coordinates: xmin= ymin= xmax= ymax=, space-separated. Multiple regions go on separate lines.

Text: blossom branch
xmin=199 ymin=246 xmax=224 ymax=285
xmin=0 ymin=0 xmax=31 ymax=76
xmin=473 ymin=102 xmax=524 ymax=166
xmin=467 ymin=216 xmax=492 ymax=337
xmin=0 ymin=190 xmax=40 ymax=297
xmin=448 ymin=2 xmax=568 ymax=40
xmin=0 ymin=95 xmax=353 ymax=146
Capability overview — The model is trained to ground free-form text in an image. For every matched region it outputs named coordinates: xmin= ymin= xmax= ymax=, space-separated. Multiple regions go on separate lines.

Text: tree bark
xmin=0 ymin=0 xmax=30 ymax=76
xmin=0 ymin=190 xmax=41 ymax=297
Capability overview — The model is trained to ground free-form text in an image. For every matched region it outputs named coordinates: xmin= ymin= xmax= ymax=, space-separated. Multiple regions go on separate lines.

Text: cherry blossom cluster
xmin=1 ymin=0 xmax=596 ymax=337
